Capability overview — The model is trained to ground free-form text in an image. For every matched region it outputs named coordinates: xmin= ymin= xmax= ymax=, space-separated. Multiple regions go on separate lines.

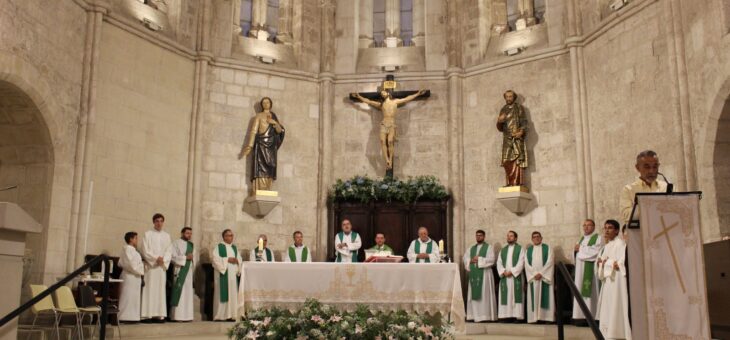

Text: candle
xmin=258 ymin=238 xmax=264 ymax=251
xmin=438 ymin=239 xmax=444 ymax=253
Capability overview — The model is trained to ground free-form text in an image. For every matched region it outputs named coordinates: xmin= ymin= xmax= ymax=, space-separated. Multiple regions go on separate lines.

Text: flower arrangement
xmin=229 ymin=299 xmax=455 ymax=340
xmin=330 ymin=175 xmax=449 ymax=203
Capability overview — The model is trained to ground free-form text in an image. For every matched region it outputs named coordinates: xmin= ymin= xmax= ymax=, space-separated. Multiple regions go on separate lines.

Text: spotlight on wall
xmin=142 ymin=17 xmax=163 ymax=31
xmin=381 ymin=65 xmax=400 ymax=72
xmin=257 ymin=55 xmax=276 ymax=64
xmin=609 ymin=0 xmax=628 ymax=11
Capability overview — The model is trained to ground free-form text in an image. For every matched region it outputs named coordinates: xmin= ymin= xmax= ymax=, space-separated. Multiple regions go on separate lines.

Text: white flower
xmin=407 ymin=321 xmax=417 ymax=329
xmin=263 ymin=317 xmax=271 ymax=326
xmin=329 ymin=315 xmax=342 ymax=322
xmin=245 ymin=330 xmax=260 ymax=339
xmin=355 ymin=325 xmax=363 ymax=334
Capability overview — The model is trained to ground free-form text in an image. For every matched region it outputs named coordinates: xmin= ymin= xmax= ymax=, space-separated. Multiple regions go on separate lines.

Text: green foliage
xmin=330 ymin=175 xmax=449 ymax=203
xmin=229 ymin=299 xmax=455 ymax=340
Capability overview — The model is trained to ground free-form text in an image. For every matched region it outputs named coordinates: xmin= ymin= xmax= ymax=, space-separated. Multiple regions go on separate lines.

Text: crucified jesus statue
xmin=350 ymin=84 xmax=428 ymax=174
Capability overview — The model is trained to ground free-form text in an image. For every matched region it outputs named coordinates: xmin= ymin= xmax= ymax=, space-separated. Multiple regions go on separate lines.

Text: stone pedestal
xmin=0 ymin=202 xmax=42 ymax=340
xmin=496 ymin=186 xmax=533 ymax=215
xmin=243 ymin=191 xmax=281 ymax=217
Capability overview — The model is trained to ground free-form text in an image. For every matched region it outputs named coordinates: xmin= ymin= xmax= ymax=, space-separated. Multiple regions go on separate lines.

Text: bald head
xmin=418 ymin=227 xmax=429 ymax=242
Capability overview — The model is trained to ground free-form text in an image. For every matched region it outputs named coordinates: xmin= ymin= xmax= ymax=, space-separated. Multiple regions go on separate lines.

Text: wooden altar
xmin=329 ymin=200 xmax=450 ymax=262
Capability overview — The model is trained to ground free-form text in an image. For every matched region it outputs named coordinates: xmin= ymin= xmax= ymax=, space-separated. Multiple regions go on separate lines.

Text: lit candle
xmin=258 ymin=238 xmax=264 ymax=251
xmin=438 ymin=239 xmax=444 ymax=253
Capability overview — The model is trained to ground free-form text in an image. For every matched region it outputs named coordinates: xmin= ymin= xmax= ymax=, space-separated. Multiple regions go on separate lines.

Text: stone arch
xmin=0 ymin=51 xmax=75 ymax=284
xmin=698 ymin=77 xmax=730 ymax=242
xmin=0 ymin=80 xmax=55 ymax=285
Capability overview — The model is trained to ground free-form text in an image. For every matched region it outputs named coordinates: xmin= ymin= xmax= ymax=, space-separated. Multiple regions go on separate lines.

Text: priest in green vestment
xmin=284 ymin=230 xmax=312 ymax=262
xmin=497 ymin=230 xmax=525 ymax=321
xmin=335 ymin=219 xmax=362 ymax=263
xmin=249 ymin=234 xmax=276 ymax=262
xmin=211 ymin=229 xmax=242 ymax=321
xmin=369 ymin=233 xmax=394 ymax=255
xmin=573 ymin=219 xmax=603 ymax=323
xmin=170 ymin=227 xmax=195 ymax=321
xmin=407 ymin=227 xmax=440 ymax=263
xmin=463 ymin=229 xmax=497 ymax=322
xmin=525 ymin=231 xmax=554 ymax=323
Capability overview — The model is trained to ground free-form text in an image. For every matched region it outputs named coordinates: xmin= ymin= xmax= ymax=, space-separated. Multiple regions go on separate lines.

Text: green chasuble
xmin=577 ymin=233 xmax=599 ymax=297
xmin=414 ymin=239 xmax=434 ymax=263
xmin=288 ymin=245 xmax=308 ymax=262
xmin=335 ymin=231 xmax=359 ymax=263
xmin=469 ymin=243 xmax=490 ymax=300
xmin=171 ymin=240 xmax=193 ymax=307
xmin=218 ymin=243 xmax=238 ymax=303
xmin=255 ymin=247 xmax=273 ymax=262
xmin=499 ymin=244 xmax=523 ymax=305
xmin=527 ymin=244 xmax=550 ymax=310
xmin=369 ymin=244 xmax=393 ymax=253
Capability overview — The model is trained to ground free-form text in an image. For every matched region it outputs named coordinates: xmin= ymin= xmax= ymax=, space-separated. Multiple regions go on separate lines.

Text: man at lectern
xmin=619 ymin=150 xmax=668 ymax=229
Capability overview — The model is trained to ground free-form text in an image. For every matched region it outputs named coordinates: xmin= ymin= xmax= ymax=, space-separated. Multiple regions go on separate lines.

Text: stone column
xmin=411 ymin=0 xmax=425 ymax=46
xmin=277 ymin=0 xmax=294 ymax=44
xmin=249 ymin=0 xmax=269 ymax=40
xmin=384 ymin=0 xmax=401 ymax=47
xmin=515 ymin=0 xmax=536 ymax=30
xmin=358 ymin=0 xmax=374 ymax=48
xmin=232 ymin=0 xmax=242 ymax=34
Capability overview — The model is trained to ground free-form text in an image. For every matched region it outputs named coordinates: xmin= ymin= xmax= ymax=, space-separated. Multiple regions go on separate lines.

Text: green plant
xmin=229 ymin=299 xmax=455 ymax=340
xmin=330 ymin=175 xmax=448 ymax=204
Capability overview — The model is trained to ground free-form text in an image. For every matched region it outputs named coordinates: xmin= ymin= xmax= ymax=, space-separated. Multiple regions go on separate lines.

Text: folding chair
xmin=27 ymin=284 xmax=61 ymax=340
xmin=54 ymin=286 xmax=85 ymax=340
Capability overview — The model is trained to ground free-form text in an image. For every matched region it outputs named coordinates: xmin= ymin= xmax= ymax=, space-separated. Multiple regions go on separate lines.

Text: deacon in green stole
xmin=334 ymin=219 xmax=362 ymax=263
xmin=497 ymin=230 xmax=525 ymax=320
xmin=170 ymin=227 xmax=195 ymax=321
xmin=525 ymin=231 xmax=555 ymax=323
xmin=212 ymin=229 xmax=242 ymax=321
xmin=463 ymin=230 xmax=497 ymax=322
xmin=572 ymin=219 xmax=603 ymax=321
xmin=285 ymin=231 xmax=312 ymax=262
xmin=249 ymin=234 xmax=276 ymax=262
xmin=407 ymin=227 xmax=440 ymax=263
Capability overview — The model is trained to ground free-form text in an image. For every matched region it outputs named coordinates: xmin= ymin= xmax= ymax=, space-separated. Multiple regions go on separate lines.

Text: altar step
xmin=459 ymin=322 xmax=594 ymax=340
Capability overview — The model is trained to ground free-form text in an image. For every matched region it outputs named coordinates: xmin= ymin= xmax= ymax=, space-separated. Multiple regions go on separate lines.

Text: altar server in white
xmin=169 ymin=227 xmax=195 ymax=321
xmin=334 ymin=219 xmax=362 ymax=263
xmin=497 ymin=230 xmax=525 ymax=321
xmin=463 ymin=229 xmax=497 ymax=322
xmin=407 ymin=227 xmax=440 ymax=263
xmin=118 ymin=232 xmax=145 ymax=322
xmin=525 ymin=231 xmax=555 ymax=323
xmin=573 ymin=219 xmax=603 ymax=322
xmin=212 ymin=229 xmax=243 ymax=320
xmin=596 ymin=220 xmax=632 ymax=339
xmin=139 ymin=213 xmax=172 ymax=321
xmin=284 ymin=231 xmax=312 ymax=262
xmin=249 ymin=234 xmax=276 ymax=262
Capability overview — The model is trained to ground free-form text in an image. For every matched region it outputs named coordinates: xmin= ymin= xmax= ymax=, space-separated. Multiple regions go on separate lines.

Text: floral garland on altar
xmin=330 ymin=175 xmax=449 ymax=203
xmin=229 ymin=299 xmax=455 ymax=340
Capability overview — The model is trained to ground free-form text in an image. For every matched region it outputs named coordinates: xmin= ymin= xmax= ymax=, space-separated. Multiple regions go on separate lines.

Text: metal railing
xmin=555 ymin=261 xmax=604 ymax=340
xmin=0 ymin=254 xmax=112 ymax=340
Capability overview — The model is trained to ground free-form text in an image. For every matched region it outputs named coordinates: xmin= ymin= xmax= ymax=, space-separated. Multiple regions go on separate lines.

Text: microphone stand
xmin=658 ymin=173 xmax=674 ymax=193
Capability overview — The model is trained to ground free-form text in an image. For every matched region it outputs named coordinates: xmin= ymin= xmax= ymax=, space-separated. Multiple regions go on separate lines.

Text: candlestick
xmin=258 ymin=238 xmax=264 ymax=251
xmin=438 ymin=239 xmax=444 ymax=253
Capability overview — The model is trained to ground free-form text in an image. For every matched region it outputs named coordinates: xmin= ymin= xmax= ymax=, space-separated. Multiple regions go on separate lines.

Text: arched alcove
xmin=0 ymin=80 xmax=54 ymax=286
xmin=713 ymin=95 xmax=730 ymax=238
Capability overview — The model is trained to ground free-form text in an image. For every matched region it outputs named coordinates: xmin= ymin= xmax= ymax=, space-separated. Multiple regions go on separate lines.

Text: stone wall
xmin=89 ymin=23 xmax=194 ymax=255
xmin=199 ymin=66 xmax=321 ymax=261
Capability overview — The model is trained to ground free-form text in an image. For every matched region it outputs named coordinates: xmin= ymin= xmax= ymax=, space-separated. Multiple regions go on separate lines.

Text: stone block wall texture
xmin=200 ymin=67 xmax=321 ymax=261
xmin=89 ymin=23 xmax=194 ymax=257
xmin=1 ymin=0 xmax=729 ymax=287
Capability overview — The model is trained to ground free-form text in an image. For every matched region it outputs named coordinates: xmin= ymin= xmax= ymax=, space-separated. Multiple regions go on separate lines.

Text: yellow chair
xmin=28 ymin=284 xmax=61 ymax=340
xmin=53 ymin=285 xmax=85 ymax=340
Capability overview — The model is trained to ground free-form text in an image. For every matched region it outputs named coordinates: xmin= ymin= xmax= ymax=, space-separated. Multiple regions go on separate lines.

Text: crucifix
xmin=653 ymin=215 xmax=686 ymax=294
xmin=349 ymin=74 xmax=430 ymax=178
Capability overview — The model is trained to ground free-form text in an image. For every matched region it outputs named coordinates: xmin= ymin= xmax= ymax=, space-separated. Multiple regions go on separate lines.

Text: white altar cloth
xmin=237 ymin=262 xmax=465 ymax=332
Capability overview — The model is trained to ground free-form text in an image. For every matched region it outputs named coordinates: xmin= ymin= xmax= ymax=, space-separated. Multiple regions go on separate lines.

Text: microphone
xmin=657 ymin=173 xmax=673 ymax=193
xmin=0 ymin=185 xmax=18 ymax=192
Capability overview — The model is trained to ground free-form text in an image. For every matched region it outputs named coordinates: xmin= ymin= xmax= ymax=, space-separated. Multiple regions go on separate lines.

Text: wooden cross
xmin=653 ymin=215 xmax=686 ymax=294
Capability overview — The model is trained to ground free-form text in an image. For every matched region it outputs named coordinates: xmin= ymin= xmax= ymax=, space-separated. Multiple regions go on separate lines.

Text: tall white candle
xmin=82 ymin=181 xmax=94 ymax=260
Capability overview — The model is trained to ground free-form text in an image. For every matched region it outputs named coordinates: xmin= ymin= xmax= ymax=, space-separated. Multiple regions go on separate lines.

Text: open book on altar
xmin=364 ymin=255 xmax=404 ymax=263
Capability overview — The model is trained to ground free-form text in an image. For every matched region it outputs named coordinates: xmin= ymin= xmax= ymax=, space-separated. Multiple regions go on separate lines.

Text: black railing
xmin=555 ymin=261 xmax=604 ymax=340
xmin=0 ymin=254 xmax=112 ymax=340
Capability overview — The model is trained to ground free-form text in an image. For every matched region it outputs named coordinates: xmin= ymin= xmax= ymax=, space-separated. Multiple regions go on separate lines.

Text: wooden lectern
xmin=627 ymin=192 xmax=710 ymax=340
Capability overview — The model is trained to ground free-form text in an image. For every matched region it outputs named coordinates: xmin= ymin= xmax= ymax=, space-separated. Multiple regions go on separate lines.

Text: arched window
xmin=400 ymin=0 xmax=413 ymax=46
xmin=240 ymin=0 xmax=253 ymax=36
xmin=373 ymin=0 xmax=386 ymax=47
xmin=266 ymin=0 xmax=279 ymax=40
